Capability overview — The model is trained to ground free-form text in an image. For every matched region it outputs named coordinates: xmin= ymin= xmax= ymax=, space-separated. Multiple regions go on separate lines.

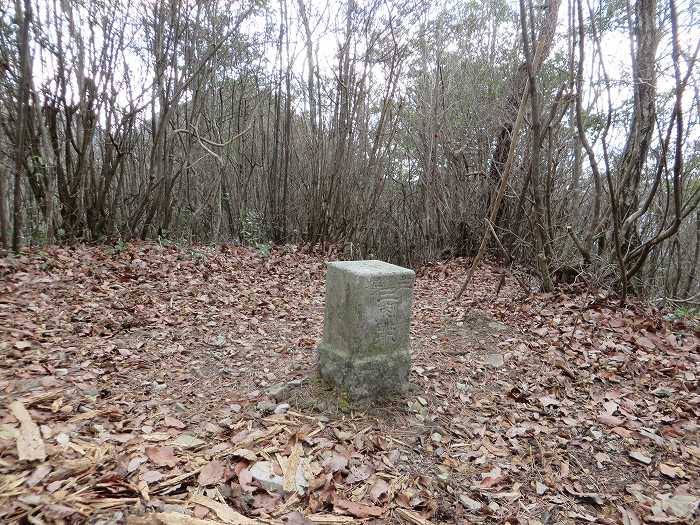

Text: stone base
xmin=318 ymin=342 xmax=410 ymax=400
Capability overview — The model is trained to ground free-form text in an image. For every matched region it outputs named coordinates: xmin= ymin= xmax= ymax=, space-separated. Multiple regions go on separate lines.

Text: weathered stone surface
xmin=318 ymin=260 xmax=415 ymax=400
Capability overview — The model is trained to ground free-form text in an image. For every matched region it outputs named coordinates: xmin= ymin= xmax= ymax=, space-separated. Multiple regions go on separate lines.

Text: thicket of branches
xmin=1 ymin=0 xmax=698 ymax=304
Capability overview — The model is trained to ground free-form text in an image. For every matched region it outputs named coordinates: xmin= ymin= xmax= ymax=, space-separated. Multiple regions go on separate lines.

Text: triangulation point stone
xmin=318 ymin=260 xmax=415 ymax=400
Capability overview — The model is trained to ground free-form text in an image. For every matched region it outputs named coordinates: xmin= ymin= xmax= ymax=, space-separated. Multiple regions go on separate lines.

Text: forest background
xmin=1 ymin=0 xmax=699 ymax=305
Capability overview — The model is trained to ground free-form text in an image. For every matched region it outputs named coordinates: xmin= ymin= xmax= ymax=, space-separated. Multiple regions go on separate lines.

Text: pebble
xmin=274 ymin=403 xmax=290 ymax=415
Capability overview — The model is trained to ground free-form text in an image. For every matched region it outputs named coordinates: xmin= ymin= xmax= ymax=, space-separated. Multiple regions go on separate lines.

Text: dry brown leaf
xmin=146 ymin=446 xmax=178 ymax=467
xmin=658 ymin=463 xmax=684 ymax=478
xmin=142 ymin=470 xmax=165 ymax=484
xmin=368 ymin=478 xmax=390 ymax=503
xmin=345 ymin=463 xmax=373 ymax=484
xmin=10 ymin=401 xmax=46 ymax=462
xmin=597 ymin=413 xmax=624 ymax=426
xmin=197 ymin=460 xmax=225 ymax=486
xmin=321 ymin=452 xmax=347 ymax=473
xmin=26 ymin=463 xmax=52 ymax=487
xmin=479 ymin=466 xmax=507 ymax=489
xmin=238 ymin=468 xmax=255 ymax=492
xmin=164 ymin=416 xmax=187 ymax=429
xmin=284 ymin=511 xmax=312 ymax=525
xmin=619 ymin=506 xmax=642 ymax=525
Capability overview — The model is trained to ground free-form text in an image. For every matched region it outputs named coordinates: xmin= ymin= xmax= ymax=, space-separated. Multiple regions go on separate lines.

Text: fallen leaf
xmin=284 ymin=512 xmax=312 ymax=525
xmin=345 ymin=463 xmax=373 ymax=484
xmin=164 ymin=416 xmax=186 ymax=429
xmin=662 ymin=495 xmax=700 ymax=519
xmin=480 ymin=466 xmax=507 ymax=489
xmin=368 ymin=478 xmax=389 ymax=503
xmin=26 ymin=464 xmax=52 ymax=487
xmin=146 ymin=446 xmax=178 ymax=467
xmin=322 ymin=452 xmax=347 ymax=473
xmin=563 ymin=485 xmax=604 ymax=505
xmin=597 ymin=413 xmax=624 ymax=426
xmin=657 ymin=463 xmax=684 ymax=478
xmin=141 ymin=470 xmax=164 ymax=484
xmin=198 ymin=460 xmax=225 ymax=486
xmin=619 ymin=506 xmax=642 ymax=525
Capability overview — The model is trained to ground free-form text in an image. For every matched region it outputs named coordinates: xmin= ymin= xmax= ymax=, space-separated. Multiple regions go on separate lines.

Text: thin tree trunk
xmin=12 ymin=0 xmax=32 ymax=251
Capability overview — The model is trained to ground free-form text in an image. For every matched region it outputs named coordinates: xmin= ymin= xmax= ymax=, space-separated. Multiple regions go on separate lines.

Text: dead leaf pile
xmin=0 ymin=243 xmax=698 ymax=524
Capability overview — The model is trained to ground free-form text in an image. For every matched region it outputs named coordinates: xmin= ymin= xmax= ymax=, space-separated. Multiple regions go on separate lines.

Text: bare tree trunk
xmin=0 ymin=166 xmax=8 ymax=249
xmin=618 ymin=0 xmax=659 ymax=245
xmin=519 ymin=0 xmax=553 ymax=291
xmin=683 ymin=210 xmax=700 ymax=298
xmin=12 ymin=0 xmax=32 ymax=251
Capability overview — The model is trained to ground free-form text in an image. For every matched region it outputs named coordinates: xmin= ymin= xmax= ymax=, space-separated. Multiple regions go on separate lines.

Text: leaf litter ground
xmin=0 ymin=243 xmax=698 ymax=525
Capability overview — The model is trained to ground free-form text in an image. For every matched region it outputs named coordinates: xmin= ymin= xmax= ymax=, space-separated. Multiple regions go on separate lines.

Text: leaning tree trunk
xmin=618 ymin=0 xmax=659 ymax=248
xmin=488 ymin=0 xmax=560 ymax=188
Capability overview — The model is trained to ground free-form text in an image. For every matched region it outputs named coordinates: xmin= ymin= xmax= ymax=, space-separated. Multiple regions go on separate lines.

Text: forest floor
xmin=0 ymin=242 xmax=698 ymax=525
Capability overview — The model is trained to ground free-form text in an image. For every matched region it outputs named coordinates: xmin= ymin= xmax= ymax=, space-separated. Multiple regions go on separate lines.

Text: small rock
xmin=630 ymin=450 xmax=652 ymax=465
xmin=459 ymin=495 xmax=483 ymax=511
xmin=274 ymin=403 xmax=290 ymax=415
xmin=256 ymin=400 xmax=276 ymax=413
xmin=171 ymin=434 xmax=204 ymax=449
xmin=662 ymin=495 xmax=700 ymax=519
xmin=436 ymin=469 xmax=450 ymax=483
xmin=535 ymin=481 xmax=548 ymax=495
xmin=484 ymin=353 xmax=505 ymax=368
xmin=249 ymin=461 xmax=284 ymax=493
xmin=652 ymin=387 xmax=674 ymax=398
xmin=488 ymin=321 xmax=508 ymax=331
xmin=431 ymin=432 xmax=442 ymax=444
xmin=210 ymin=334 xmax=226 ymax=347
xmin=229 ymin=404 xmax=241 ymax=413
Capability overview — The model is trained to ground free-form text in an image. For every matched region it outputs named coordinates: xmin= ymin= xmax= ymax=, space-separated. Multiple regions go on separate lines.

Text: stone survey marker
xmin=318 ymin=260 xmax=415 ymax=399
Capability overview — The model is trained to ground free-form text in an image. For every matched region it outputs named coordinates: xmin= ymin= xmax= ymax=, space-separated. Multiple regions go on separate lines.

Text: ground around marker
xmin=0 ymin=242 xmax=698 ymax=524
